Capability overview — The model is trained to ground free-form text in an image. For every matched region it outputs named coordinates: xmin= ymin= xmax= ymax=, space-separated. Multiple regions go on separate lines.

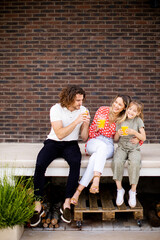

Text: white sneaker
xmin=116 ymin=188 xmax=125 ymax=206
xmin=128 ymin=190 xmax=136 ymax=208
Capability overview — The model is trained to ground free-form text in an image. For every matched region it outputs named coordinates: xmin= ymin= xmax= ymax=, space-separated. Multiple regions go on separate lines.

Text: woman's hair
xmin=129 ymin=101 xmax=144 ymax=121
xmin=59 ymin=85 xmax=86 ymax=108
xmin=111 ymin=94 xmax=132 ymax=124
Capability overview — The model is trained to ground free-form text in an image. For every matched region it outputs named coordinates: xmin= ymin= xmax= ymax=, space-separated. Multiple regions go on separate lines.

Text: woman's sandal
xmin=70 ymin=188 xmax=82 ymax=206
xmin=89 ymin=175 xmax=100 ymax=194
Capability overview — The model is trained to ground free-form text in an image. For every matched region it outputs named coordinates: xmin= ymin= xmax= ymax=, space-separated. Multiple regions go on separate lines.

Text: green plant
xmin=0 ymin=175 xmax=35 ymax=229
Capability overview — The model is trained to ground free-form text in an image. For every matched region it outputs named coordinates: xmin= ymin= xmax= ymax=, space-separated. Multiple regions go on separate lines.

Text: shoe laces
xmin=117 ymin=188 xmax=124 ymax=195
xmin=130 ymin=190 xmax=136 ymax=200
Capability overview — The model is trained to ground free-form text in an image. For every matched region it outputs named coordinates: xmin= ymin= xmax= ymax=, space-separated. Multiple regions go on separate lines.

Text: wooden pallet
xmin=74 ymin=188 xmax=143 ymax=222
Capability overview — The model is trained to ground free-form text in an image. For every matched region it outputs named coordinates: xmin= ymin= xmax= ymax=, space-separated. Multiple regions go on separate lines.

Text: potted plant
xmin=0 ymin=175 xmax=35 ymax=240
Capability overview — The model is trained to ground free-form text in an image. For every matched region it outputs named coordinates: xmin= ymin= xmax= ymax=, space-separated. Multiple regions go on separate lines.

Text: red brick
xmin=0 ymin=0 xmax=159 ymax=143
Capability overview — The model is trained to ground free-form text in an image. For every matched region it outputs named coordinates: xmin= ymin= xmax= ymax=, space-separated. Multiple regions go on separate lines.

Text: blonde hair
xmin=129 ymin=101 xmax=144 ymax=121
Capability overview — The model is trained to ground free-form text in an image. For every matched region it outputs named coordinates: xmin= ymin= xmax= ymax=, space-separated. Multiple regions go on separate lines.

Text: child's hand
xmin=126 ymin=128 xmax=135 ymax=135
xmin=117 ymin=129 xmax=123 ymax=136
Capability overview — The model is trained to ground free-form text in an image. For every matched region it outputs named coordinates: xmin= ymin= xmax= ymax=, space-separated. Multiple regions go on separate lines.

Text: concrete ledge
xmin=0 ymin=143 xmax=160 ymax=177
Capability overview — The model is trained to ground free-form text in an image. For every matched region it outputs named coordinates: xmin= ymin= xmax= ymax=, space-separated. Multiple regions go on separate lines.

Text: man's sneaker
xmin=30 ymin=207 xmax=45 ymax=227
xmin=128 ymin=189 xmax=136 ymax=208
xmin=116 ymin=188 xmax=125 ymax=206
xmin=60 ymin=206 xmax=71 ymax=223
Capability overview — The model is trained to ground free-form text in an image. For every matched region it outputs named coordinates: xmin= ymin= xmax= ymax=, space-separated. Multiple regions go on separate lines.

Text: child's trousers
xmin=80 ymin=135 xmax=114 ymax=187
xmin=112 ymin=146 xmax=141 ymax=185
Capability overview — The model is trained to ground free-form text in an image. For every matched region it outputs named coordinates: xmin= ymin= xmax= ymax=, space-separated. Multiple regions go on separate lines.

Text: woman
xmin=71 ymin=94 xmax=131 ymax=205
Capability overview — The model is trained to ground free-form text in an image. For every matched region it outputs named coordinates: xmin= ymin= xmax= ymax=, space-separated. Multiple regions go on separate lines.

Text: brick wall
xmin=0 ymin=0 xmax=160 ymax=143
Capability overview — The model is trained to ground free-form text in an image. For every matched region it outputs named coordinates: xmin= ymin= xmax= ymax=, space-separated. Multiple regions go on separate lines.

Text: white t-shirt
xmin=47 ymin=103 xmax=88 ymax=141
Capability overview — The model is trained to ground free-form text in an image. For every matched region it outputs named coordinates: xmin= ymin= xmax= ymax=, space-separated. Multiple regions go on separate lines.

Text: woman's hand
xmin=128 ymin=127 xmax=146 ymax=143
xmin=130 ymin=137 xmax=139 ymax=144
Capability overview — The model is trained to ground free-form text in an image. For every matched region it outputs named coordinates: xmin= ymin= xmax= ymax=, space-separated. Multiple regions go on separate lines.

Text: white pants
xmin=80 ymin=135 xmax=114 ymax=187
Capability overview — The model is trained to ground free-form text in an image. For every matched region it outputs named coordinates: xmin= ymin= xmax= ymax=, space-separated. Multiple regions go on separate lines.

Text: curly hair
xmin=59 ymin=85 xmax=86 ymax=108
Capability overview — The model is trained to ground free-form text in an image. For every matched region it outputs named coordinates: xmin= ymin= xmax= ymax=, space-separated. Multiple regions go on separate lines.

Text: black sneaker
xmin=30 ymin=207 xmax=45 ymax=227
xmin=60 ymin=206 xmax=71 ymax=223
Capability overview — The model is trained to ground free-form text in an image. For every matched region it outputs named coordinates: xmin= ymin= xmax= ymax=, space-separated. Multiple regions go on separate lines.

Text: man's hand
xmin=82 ymin=114 xmax=90 ymax=124
xmin=75 ymin=113 xmax=90 ymax=125
xmin=80 ymin=112 xmax=90 ymax=142
xmin=75 ymin=113 xmax=84 ymax=125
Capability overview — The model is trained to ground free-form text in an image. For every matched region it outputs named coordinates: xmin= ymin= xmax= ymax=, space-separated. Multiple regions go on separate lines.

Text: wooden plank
xmin=101 ymin=199 xmax=115 ymax=210
xmin=133 ymin=210 xmax=143 ymax=220
xmin=75 ymin=207 xmax=104 ymax=213
xmin=135 ymin=199 xmax=143 ymax=209
xmin=89 ymin=193 xmax=98 ymax=210
xmin=75 ymin=191 xmax=86 ymax=210
xmin=102 ymin=212 xmax=115 ymax=221
xmin=74 ymin=212 xmax=83 ymax=221
xmin=100 ymin=189 xmax=115 ymax=210
xmin=117 ymin=202 xmax=127 ymax=211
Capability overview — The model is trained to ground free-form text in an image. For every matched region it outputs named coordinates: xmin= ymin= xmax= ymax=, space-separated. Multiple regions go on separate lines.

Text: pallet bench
xmin=74 ymin=187 xmax=143 ymax=227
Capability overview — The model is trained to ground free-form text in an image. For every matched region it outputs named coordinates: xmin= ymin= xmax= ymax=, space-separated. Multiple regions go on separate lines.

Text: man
xmin=30 ymin=85 xmax=90 ymax=226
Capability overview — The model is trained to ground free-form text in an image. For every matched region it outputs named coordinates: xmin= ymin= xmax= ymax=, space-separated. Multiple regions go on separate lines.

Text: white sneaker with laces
xmin=116 ymin=188 xmax=125 ymax=206
xmin=128 ymin=189 xmax=136 ymax=208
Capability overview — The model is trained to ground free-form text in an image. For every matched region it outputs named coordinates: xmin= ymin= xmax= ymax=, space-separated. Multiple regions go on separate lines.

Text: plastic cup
xmin=97 ymin=116 xmax=106 ymax=128
xmin=121 ymin=126 xmax=128 ymax=136
xmin=82 ymin=110 xmax=89 ymax=116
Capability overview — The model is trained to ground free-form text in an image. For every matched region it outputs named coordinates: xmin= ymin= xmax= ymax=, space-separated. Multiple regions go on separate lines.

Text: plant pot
xmin=0 ymin=225 xmax=24 ymax=240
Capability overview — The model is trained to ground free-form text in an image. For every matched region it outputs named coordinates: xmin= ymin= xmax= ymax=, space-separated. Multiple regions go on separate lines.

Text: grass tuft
xmin=0 ymin=175 xmax=35 ymax=229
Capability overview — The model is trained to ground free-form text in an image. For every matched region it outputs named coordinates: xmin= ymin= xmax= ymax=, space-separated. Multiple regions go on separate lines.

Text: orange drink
xmin=97 ymin=115 xmax=106 ymax=129
xmin=121 ymin=126 xmax=128 ymax=136
xmin=82 ymin=110 xmax=89 ymax=116
xmin=98 ymin=119 xmax=106 ymax=128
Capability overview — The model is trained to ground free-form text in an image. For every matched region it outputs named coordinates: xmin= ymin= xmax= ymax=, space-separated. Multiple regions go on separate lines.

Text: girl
xmin=112 ymin=101 xmax=146 ymax=208
xmin=70 ymin=95 xmax=131 ymax=205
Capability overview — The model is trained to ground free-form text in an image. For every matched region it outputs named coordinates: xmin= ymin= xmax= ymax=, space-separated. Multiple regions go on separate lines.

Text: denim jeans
xmin=80 ymin=135 xmax=114 ymax=187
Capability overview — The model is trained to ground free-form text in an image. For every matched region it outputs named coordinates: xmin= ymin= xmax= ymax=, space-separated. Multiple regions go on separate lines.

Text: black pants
xmin=34 ymin=139 xmax=81 ymax=200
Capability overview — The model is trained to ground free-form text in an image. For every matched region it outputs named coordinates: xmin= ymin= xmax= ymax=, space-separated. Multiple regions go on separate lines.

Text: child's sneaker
xmin=116 ymin=188 xmax=125 ymax=206
xmin=128 ymin=189 xmax=136 ymax=208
